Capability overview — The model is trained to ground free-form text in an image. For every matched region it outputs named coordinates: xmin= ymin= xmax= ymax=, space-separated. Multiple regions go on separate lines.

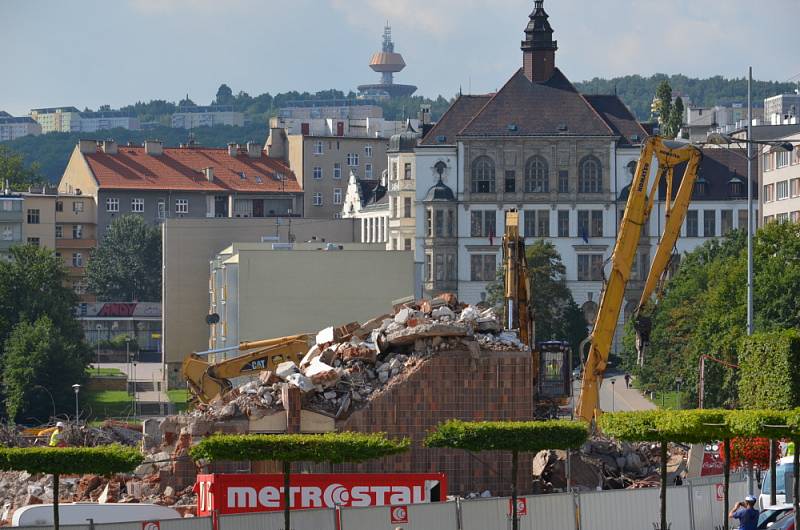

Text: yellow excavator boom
xmin=182 ymin=334 xmax=311 ymax=404
xmin=503 ymin=209 xmax=534 ymax=349
xmin=576 ymin=137 xmax=702 ymax=423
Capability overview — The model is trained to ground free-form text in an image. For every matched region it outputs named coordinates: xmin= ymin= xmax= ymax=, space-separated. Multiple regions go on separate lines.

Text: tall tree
xmin=652 ymin=80 xmax=676 ymax=137
xmin=87 ymin=214 xmax=162 ymax=302
xmin=487 ymin=240 xmax=588 ymax=353
xmin=0 ymin=145 xmax=43 ymax=190
xmin=215 ymin=84 xmax=234 ymax=105
xmin=3 ymin=316 xmax=88 ymax=423
xmin=670 ymin=96 xmax=685 ymax=139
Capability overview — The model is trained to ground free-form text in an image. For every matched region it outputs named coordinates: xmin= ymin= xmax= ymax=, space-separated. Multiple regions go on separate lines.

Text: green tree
xmin=0 ymin=445 xmax=142 ymax=530
xmin=190 ymin=432 xmax=409 ymax=530
xmin=624 ymin=222 xmax=800 ymax=407
xmin=0 ymin=145 xmax=43 ymax=190
xmin=425 ymin=419 xmax=587 ymax=530
xmin=487 ymin=240 xmax=588 ymax=354
xmin=652 ymin=80 xmax=677 ymax=137
xmin=215 ymin=84 xmax=234 ymax=105
xmin=86 ymin=214 xmax=162 ymax=302
xmin=3 ymin=317 xmax=88 ymax=423
xmin=670 ymin=96 xmax=685 ymax=139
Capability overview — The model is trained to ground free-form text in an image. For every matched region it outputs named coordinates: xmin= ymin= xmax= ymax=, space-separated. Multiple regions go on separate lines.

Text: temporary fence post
xmin=686 ymin=482 xmax=696 ymax=530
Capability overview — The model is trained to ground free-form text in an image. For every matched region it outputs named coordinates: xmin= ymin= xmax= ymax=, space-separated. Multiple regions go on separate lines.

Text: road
xmin=567 ymin=372 xmax=656 ymax=416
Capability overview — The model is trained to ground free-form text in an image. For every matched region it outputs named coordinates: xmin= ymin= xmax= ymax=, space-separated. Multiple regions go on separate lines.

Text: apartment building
xmin=171 ymin=105 xmax=244 ymax=129
xmin=0 ymin=115 xmax=41 ymax=141
xmin=761 ymin=132 xmax=800 ymax=224
xmin=58 ymin=139 xmax=303 ymax=237
xmin=55 ymin=192 xmax=98 ymax=297
xmin=341 ymin=172 xmax=389 ymax=244
xmin=79 ymin=110 xmax=140 ymax=132
xmin=266 ymin=128 xmax=388 ymax=219
xmin=30 ymin=107 xmax=82 ymax=133
xmin=764 ymin=93 xmax=800 ymax=125
xmin=21 ymin=187 xmax=57 ymax=249
xmin=387 ymin=124 xmax=422 ymax=251
xmin=0 ymin=191 xmax=24 ymax=260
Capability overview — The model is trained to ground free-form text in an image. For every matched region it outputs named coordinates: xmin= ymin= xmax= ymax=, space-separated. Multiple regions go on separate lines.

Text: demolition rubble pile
xmin=196 ymin=295 xmax=525 ymax=421
xmin=531 ymin=437 xmax=688 ymax=493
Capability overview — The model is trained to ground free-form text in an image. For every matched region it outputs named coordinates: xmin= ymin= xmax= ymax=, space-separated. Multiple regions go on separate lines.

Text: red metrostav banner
xmin=195 ymin=473 xmax=447 ymax=516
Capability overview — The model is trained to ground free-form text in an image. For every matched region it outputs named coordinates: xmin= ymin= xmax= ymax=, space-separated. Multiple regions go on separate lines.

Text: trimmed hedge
xmin=0 ymin=445 xmax=143 ymax=475
xmin=598 ymin=410 xmax=661 ymax=441
xmin=739 ymin=330 xmax=800 ymax=409
xmin=424 ymin=419 xmax=589 ymax=453
xmin=189 ymin=432 xmax=410 ymax=464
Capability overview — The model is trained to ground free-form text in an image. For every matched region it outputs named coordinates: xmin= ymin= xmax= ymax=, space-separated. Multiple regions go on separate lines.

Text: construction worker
xmin=48 ymin=422 xmax=66 ymax=447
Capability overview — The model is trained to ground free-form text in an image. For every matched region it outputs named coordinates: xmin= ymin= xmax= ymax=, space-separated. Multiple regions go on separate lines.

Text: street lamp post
xmin=95 ymin=324 xmax=102 ymax=375
xmin=610 ymin=379 xmax=616 ymax=412
xmin=72 ymin=384 xmax=81 ymax=422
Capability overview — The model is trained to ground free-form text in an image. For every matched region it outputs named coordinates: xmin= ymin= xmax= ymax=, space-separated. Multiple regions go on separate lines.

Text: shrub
xmin=739 ymin=330 xmax=800 ymax=409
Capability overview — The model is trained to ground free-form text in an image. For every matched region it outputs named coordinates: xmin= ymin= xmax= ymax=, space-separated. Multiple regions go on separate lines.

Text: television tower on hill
xmin=358 ymin=24 xmax=417 ymax=99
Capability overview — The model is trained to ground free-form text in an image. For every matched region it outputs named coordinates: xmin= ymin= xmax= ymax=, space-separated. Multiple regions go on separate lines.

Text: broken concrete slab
xmin=275 ymin=361 xmax=299 ymax=380
xmin=386 ymin=322 xmax=469 ymax=346
xmin=286 ymin=373 xmax=314 ymax=393
xmin=316 ymin=326 xmax=335 ymax=346
xmin=304 ymin=360 xmax=340 ymax=388
xmin=300 ymin=345 xmax=322 ymax=369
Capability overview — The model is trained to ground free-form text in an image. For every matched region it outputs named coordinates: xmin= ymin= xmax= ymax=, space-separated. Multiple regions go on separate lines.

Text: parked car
xmin=758 ymin=504 xmax=793 ymax=529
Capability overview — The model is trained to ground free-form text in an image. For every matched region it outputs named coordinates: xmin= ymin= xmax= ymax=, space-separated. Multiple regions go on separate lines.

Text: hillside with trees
xmin=3 ymin=75 xmax=796 ymax=182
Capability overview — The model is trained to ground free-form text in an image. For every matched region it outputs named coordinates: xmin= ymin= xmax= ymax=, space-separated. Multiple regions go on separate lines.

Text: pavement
xmin=568 ymin=372 xmax=656 ymax=416
xmin=90 ymin=362 xmax=169 ymax=404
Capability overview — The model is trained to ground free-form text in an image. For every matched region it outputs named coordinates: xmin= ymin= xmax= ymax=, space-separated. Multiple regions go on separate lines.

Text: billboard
xmin=195 ymin=473 xmax=447 ymax=516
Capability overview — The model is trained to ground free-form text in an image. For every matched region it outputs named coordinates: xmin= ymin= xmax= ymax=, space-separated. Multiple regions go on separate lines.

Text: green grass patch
xmin=647 ymin=390 xmax=684 ymax=410
xmin=167 ymin=389 xmax=189 ymax=413
xmin=87 ymin=367 xmax=126 ymax=377
xmin=84 ymin=390 xmax=135 ymax=419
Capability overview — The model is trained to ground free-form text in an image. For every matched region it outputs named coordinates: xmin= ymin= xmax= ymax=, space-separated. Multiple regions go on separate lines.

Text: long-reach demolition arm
xmin=576 ymin=136 xmax=703 ymax=423
xmin=182 ymin=334 xmax=311 ymax=404
xmin=503 ymin=210 xmax=533 ymax=350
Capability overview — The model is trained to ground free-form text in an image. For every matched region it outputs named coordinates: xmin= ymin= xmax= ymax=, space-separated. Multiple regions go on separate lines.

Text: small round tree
xmin=189 ymin=432 xmax=410 ymax=530
xmin=0 ymin=445 xmax=143 ymax=530
xmin=424 ymin=419 xmax=588 ymax=530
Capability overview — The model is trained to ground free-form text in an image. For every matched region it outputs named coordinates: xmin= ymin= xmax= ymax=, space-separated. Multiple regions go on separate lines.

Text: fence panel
xmin=159 ymin=517 xmax=215 ymax=530
xmin=460 ymin=494 xmax=574 ymax=530
xmin=691 ymin=480 xmax=749 ymax=530
xmin=340 ymin=501 xmax=458 ymax=530
xmin=460 ymin=496 xmax=506 ymax=530
xmin=218 ymin=508 xmax=336 ymax=530
xmin=579 ymin=486 xmax=692 ymax=530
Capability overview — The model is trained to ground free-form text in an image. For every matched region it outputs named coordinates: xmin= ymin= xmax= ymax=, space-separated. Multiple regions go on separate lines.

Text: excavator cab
xmin=537 ymin=340 xmax=571 ymax=400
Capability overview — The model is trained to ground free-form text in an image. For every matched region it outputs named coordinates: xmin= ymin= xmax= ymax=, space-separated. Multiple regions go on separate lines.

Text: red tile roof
xmin=83 ymin=146 xmax=301 ymax=193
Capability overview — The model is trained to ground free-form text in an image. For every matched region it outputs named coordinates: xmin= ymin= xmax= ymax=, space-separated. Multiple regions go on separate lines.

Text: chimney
xmin=265 ymin=128 xmax=288 ymax=161
xmin=202 ymin=167 xmax=215 ymax=182
xmin=78 ymin=139 xmax=97 ymax=154
xmin=246 ymin=141 xmax=261 ymax=159
xmin=100 ymin=139 xmax=117 ymax=154
xmin=144 ymin=140 xmax=163 ymax=156
xmin=521 ymin=0 xmax=558 ymax=83
xmin=227 ymin=143 xmax=237 ymax=157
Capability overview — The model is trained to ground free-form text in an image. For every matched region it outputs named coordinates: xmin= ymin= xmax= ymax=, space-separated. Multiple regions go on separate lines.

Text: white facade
xmin=761 ymin=132 xmax=800 ymax=224
xmin=171 ymin=107 xmax=244 ymax=129
xmin=79 ymin=114 xmax=140 ymax=132
xmin=341 ymin=172 xmax=389 ymax=244
xmin=270 ymin=115 xmax=417 ymax=139
xmin=30 ymin=107 xmax=82 ymax=133
xmin=0 ymin=117 xmax=41 ymax=141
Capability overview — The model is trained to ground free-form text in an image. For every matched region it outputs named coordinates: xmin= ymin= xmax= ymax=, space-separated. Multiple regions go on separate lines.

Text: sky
xmin=1 ymin=0 xmax=797 ymax=116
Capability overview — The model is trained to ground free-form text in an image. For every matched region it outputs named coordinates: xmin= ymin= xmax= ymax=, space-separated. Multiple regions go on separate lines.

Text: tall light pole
xmin=746 ymin=66 xmax=754 ymax=336
xmin=95 ymin=323 xmax=102 ymax=375
xmin=610 ymin=379 xmax=616 ymax=412
xmin=72 ymin=384 xmax=81 ymax=422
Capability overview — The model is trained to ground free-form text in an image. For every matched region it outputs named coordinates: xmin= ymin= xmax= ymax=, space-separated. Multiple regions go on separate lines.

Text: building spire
xmin=521 ymin=0 xmax=557 ymax=82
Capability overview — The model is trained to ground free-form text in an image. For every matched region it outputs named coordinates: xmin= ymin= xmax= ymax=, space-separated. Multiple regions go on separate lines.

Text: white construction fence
xmin=18 ymin=476 xmax=750 ymax=530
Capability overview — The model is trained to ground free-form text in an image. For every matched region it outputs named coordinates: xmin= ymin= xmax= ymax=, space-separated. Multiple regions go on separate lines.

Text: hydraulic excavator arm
xmin=182 ymin=334 xmax=311 ymax=404
xmin=576 ymin=136 xmax=703 ymax=423
xmin=503 ymin=209 xmax=534 ymax=350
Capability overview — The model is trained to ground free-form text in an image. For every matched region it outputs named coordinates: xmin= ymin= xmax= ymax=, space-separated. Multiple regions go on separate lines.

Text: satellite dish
xmin=205 ymin=313 xmax=220 ymax=325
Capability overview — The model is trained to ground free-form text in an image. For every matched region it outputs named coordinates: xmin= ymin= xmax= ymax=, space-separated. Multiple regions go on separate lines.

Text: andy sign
xmin=195 ymin=473 xmax=447 ymax=516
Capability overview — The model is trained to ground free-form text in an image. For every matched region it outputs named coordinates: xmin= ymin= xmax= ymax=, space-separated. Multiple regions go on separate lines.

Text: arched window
xmin=471 ymin=156 xmax=495 ymax=193
xmin=524 ymin=156 xmax=549 ymax=193
xmin=579 ymin=155 xmax=603 ymax=193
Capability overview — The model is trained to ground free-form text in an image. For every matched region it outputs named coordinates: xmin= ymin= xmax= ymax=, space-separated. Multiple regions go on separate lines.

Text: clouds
xmin=127 ymin=0 xmax=249 ymax=15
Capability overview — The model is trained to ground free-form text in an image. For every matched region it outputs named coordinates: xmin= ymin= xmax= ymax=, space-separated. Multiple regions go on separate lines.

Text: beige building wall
xmin=22 ymin=193 xmax=56 ymax=248
xmin=387 ymin=150 xmax=418 ymax=250
xmin=210 ymin=244 xmax=414 ymax=350
xmin=162 ymin=217 xmax=358 ymax=384
xmin=58 ymin=145 xmax=100 ymax=198
xmin=289 ymin=136 xmax=388 ymax=220
xmin=761 ymin=133 xmax=800 ymax=224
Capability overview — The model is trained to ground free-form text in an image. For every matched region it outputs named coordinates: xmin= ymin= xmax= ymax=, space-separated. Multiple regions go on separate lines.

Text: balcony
xmin=0 ymin=211 xmax=23 ymax=223
xmin=389 ymin=217 xmax=416 ymax=229
xmin=389 ymin=180 xmax=416 ymax=192
xmin=56 ymin=238 xmax=97 ymax=249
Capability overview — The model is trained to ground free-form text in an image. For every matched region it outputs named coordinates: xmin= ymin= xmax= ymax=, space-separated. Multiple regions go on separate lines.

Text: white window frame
xmin=313 ymin=141 xmax=324 ymax=155
xmin=333 ymin=163 xmax=342 ymax=179
xmin=312 ymin=192 xmax=323 ymax=206
xmin=157 ymin=200 xmax=166 ymax=219
xmin=105 ymin=197 xmax=119 ymax=212
xmin=346 ymin=153 xmax=359 ymax=167
xmin=175 ymin=198 xmax=189 ymax=214
xmin=777 ymin=180 xmax=789 ymax=200
xmin=55 ymin=225 xmax=63 ymax=239
xmin=333 ymin=188 xmax=342 ymax=205
xmin=72 ymin=200 xmax=84 ymax=213
xmin=131 ymin=198 xmax=144 ymax=213
xmin=365 ymin=145 xmax=373 ymax=158
xmin=72 ymin=224 xmax=83 ymax=239
xmin=313 ymin=167 xmax=323 ymax=180
xmin=72 ymin=252 xmax=83 ymax=268
xmin=365 ymin=163 xmax=373 ymax=179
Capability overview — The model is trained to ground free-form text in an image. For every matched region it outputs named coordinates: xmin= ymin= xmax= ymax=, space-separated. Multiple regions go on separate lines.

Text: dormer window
xmin=728 ymin=176 xmax=744 ymax=197
xmin=693 ymin=178 xmax=708 ymax=197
